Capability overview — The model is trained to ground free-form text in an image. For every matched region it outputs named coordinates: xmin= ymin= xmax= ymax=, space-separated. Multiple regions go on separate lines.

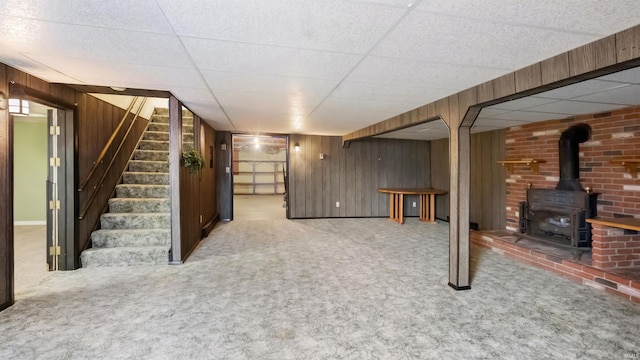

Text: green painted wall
xmin=14 ymin=119 xmax=48 ymax=222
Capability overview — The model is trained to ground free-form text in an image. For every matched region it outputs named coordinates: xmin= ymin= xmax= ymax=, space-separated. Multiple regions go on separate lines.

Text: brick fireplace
xmin=472 ymin=105 xmax=640 ymax=303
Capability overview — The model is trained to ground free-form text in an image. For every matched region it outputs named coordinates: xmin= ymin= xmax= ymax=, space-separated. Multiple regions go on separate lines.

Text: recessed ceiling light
xmin=110 ymin=86 xmax=126 ymax=92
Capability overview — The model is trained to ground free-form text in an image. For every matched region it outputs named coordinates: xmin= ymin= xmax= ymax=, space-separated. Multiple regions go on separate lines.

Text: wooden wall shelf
xmin=497 ymin=159 xmax=546 ymax=174
xmin=610 ymin=158 xmax=640 ymax=177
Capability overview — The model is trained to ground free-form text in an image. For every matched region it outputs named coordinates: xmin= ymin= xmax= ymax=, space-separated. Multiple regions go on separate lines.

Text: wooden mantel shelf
xmin=610 ymin=157 xmax=640 ymax=177
xmin=497 ymin=159 xmax=546 ymax=174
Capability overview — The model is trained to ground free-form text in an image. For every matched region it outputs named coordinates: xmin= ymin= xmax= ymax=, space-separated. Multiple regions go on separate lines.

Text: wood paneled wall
xmin=200 ymin=123 xmax=218 ymax=234
xmin=0 ymin=65 xmax=13 ymax=310
xmin=216 ymin=131 xmax=233 ymax=220
xmin=77 ymin=94 xmax=148 ymax=258
xmin=430 ymin=129 xmax=506 ymax=230
xmin=469 ymin=130 xmax=506 ymax=230
xmin=288 ymin=135 xmax=431 ymax=218
xmin=180 ymin=116 xmax=218 ymax=260
xmin=430 ymin=137 xmax=450 ymax=221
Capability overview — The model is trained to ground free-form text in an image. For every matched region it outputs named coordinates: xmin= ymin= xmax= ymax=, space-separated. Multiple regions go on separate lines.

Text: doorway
xmin=12 ymin=100 xmax=74 ymax=294
xmin=232 ymin=134 xmax=288 ymax=220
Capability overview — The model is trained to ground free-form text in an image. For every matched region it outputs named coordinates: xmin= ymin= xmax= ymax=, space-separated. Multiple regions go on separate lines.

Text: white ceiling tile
xmin=349 ymin=56 xmax=506 ymax=90
xmin=474 ymin=118 xmax=528 ymax=128
xmin=202 ymin=70 xmax=336 ymax=96
xmin=414 ymin=0 xmax=640 ymax=36
xmin=156 ymin=0 xmax=406 ymax=53
xmin=489 ymin=96 xmax=559 ymax=111
xmin=470 ymin=126 xmax=502 ymax=135
xmin=181 ymin=38 xmax=362 ymax=80
xmin=525 ymin=100 xmax=629 ymax=116
xmin=571 ymin=85 xmax=640 ymax=105
xmin=491 ymin=110 xmax=572 ymax=122
xmin=477 ymin=108 xmax=511 ymax=117
xmin=24 ymin=53 xmax=204 ymax=89
xmin=0 ymin=18 xmax=191 ymax=67
xmin=0 ymin=0 xmax=173 ymax=33
xmin=599 ymin=67 xmax=640 ymax=84
xmin=535 ymin=80 xmax=630 ymax=100
xmin=371 ymin=11 xmax=597 ymax=70
xmin=331 ymin=80 xmax=453 ymax=104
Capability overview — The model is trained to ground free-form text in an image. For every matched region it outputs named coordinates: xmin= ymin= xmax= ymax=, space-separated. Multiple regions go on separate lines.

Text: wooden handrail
xmin=78 ymin=96 xmax=140 ymax=192
xmin=79 ymin=97 xmax=147 ymax=220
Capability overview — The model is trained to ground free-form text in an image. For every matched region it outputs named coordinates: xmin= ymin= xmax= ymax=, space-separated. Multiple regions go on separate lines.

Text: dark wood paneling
xmin=0 ymin=64 xmax=14 ymax=310
xmin=289 ymin=136 xmax=431 ymax=218
xmin=431 ymin=129 xmax=505 ymax=229
xmin=200 ymin=123 xmax=218 ymax=234
xmin=430 ymin=137 xmax=450 ymax=221
xmin=216 ymin=131 xmax=233 ymax=220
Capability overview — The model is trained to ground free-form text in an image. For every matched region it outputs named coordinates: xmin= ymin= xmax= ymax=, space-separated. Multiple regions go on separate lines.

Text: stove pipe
xmin=556 ymin=123 xmax=591 ymax=191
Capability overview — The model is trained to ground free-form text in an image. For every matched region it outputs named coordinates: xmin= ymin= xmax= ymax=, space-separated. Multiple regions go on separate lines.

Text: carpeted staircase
xmin=80 ymin=108 xmax=193 ymax=267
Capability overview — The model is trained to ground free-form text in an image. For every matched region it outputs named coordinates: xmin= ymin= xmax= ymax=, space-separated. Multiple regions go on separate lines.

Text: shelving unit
xmin=497 ymin=159 xmax=546 ymax=174
xmin=610 ymin=157 xmax=640 ymax=177
xmin=233 ymin=160 xmax=285 ymax=195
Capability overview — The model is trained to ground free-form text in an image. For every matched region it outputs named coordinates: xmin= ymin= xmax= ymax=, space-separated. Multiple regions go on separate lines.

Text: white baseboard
xmin=14 ymin=221 xmax=46 ymax=226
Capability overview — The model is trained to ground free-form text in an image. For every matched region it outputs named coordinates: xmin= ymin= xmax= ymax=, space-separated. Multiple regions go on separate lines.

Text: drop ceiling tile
xmin=156 ymin=0 xmax=406 ymax=53
xmin=371 ymin=11 xmax=597 ymax=70
xmin=470 ymin=126 xmax=502 ymax=134
xmin=0 ymin=0 xmax=173 ymax=33
xmin=349 ymin=56 xmax=506 ymax=90
xmin=24 ymin=53 xmax=203 ymax=89
xmin=535 ymin=79 xmax=629 ymax=100
xmin=491 ymin=110 xmax=571 ymax=122
xmin=414 ymin=0 xmax=640 ymax=36
xmin=477 ymin=108 xmax=512 ymax=117
xmin=181 ymin=38 xmax=362 ymax=80
xmin=525 ymin=100 xmax=628 ymax=116
xmin=202 ymin=70 xmax=337 ymax=99
xmin=571 ymin=85 xmax=640 ymax=106
xmin=0 ymin=18 xmax=191 ymax=67
xmin=332 ymin=80 xmax=454 ymax=103
xmin=474 ymin=118 xmax=529 ymax=128
xmin=599 ymin=67 xmax=640 ymax=84
xmin=489 ymin=96 xmax=559 ymax=111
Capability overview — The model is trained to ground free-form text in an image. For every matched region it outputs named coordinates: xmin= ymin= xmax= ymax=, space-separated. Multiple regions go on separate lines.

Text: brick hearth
xmin=471 ymin=230 xmax=640 ymax=304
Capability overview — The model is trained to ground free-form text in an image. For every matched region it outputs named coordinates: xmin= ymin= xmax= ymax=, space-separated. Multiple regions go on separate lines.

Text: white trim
xmin=14 ymin=221 xmax=46 ymax=226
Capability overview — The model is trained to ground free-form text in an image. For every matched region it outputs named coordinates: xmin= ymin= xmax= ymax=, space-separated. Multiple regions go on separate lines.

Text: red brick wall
xmin=504 ymin=105 xmax=640 ymax=231
xmin=590 ymin=223 xmax=640 ymax=268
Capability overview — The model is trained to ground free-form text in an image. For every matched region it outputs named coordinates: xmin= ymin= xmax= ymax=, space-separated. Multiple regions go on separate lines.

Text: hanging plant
xmin=181 ymin=150 xmax=205 ymax=174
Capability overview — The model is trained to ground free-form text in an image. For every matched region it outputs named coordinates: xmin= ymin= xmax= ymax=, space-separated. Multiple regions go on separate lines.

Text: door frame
xmin=13 ymin=92 xmax=77 ymax=271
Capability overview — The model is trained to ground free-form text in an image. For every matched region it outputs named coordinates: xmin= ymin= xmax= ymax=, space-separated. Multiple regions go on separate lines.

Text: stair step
xmin=144 ymin=131 xmax=169 ymax=141
xmin=81 ymin=246 xmax=169 ymax=267
xmin=116 ymin=184 xmax=169 ymax=198
xmin=100 ymin=213 xmax=170 ymax=230
xmin=134 ymin=150 xmax=169 ymax=162
xmin=122 ymin=172 xmax=169 ymax=185
xmin=138 ymin=140 xmax=169 ymax=151
xmin=108 ymin=198 xmax=169 ymax=213
xmin=128 ymin=160 xmax=169 ymax=173
xmin=148 ymin=123 xmax=194 ymax=133
xmin=91 ymin=229 xmax=170 ymax=248
xmin=150 ymin=113 xmax=194 ymax=125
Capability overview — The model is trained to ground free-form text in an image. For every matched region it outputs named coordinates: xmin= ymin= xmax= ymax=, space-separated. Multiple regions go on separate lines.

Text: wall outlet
xmin=412 ymin=201 xmax=416 ymax=207
xmin=336 ymin=202 xmax=340 ymax=208
xmin=225 ymin=166 xmax=230 ymax=173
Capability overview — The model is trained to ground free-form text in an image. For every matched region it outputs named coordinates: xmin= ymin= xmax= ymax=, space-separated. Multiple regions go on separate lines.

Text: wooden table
xmin=377 ymin=188 xmax=447 ymax=224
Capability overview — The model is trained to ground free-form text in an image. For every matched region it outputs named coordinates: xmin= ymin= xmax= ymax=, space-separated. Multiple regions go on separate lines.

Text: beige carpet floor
xmin=2 ymin=218 xmax=639 ymax=359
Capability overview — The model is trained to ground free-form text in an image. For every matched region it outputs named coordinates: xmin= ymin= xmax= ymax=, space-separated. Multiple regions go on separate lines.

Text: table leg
xmin=398 ymin=193 xmax=404 ymax=224
xmin=419 ymin=194 xmax=426 ymax=222
xmin=389 ymin=193 xmax=394 ymax=221
xmin=429 ymin=193 xmax=436 ymax=223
